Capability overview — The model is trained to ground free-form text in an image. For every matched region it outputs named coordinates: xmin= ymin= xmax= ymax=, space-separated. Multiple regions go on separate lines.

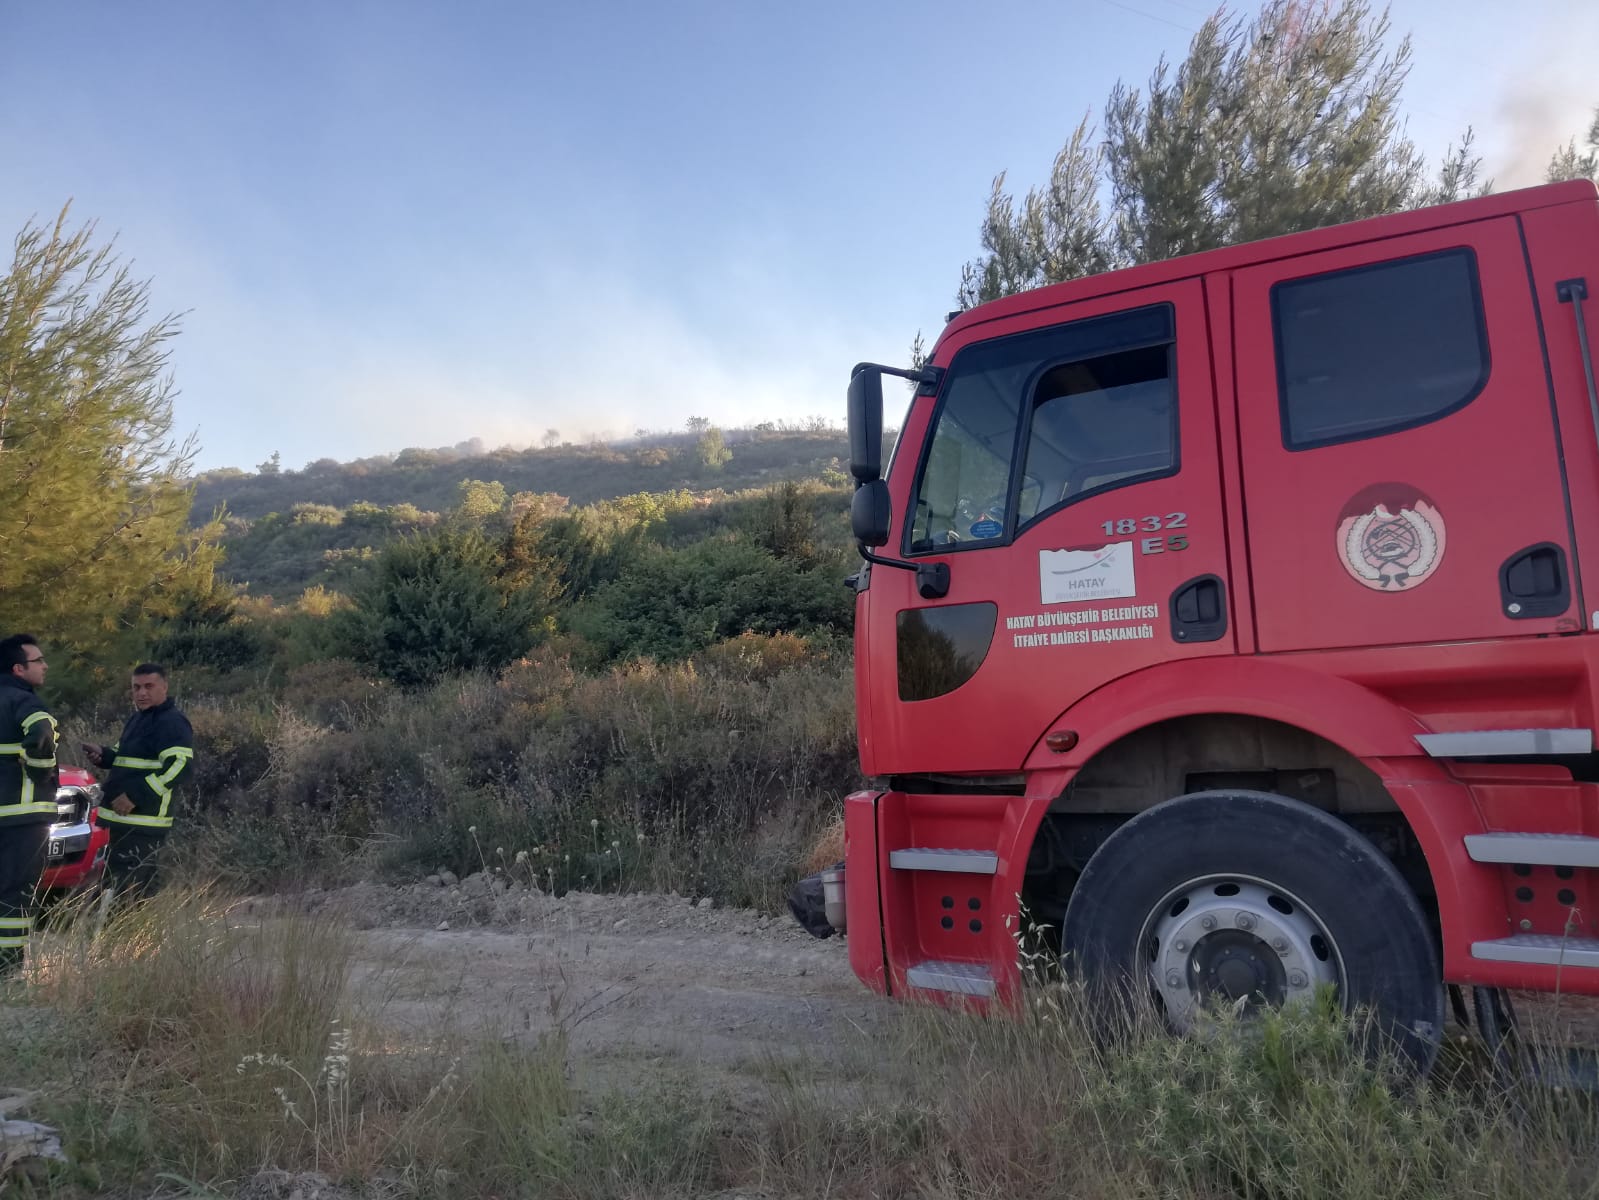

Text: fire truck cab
xmin=839 ymin=179 xmax=1599 ymax=1069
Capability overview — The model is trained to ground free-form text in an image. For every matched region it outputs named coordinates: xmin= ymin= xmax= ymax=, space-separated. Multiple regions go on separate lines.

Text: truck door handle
xmin=1499 ymin=543 xmax=1570 ymax=619
xmin=1170 ymin=574 xmax=1227 ymax=643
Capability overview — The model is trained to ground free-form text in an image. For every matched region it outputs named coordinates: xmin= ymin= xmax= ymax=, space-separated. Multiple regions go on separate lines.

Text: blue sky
xmin=2 ymin=0 xmax=1595 ymax=471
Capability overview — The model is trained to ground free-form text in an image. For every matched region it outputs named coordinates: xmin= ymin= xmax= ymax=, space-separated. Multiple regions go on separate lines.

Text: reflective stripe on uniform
xmin=146 ymin=747 xmax=194 ymax=811
xmin=0 ymin=802 xmax=58 ymax=817
xmin=97 ymin=807 xmax=173 ymax=829
xmin=111 ymin=756 xmax=163 ymax=770
xmin=20 ymin=712 xmax=58 ymax=766
xmin=4 ymin=772 xmax=57 ymax=817
xmin=10 ymin=713 xmax=58 ymax=778
xmin=0 ymin=917 xmax=31 ymax=930
xmin=0 ymin=915 xmax=32 ymax=949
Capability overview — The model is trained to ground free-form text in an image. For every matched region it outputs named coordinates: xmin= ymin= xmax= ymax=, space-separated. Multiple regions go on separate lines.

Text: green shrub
xmin=569 ymin=538 xmax=852 ymax=664
xmin=330 ymin=529 xmax=554 ymax=687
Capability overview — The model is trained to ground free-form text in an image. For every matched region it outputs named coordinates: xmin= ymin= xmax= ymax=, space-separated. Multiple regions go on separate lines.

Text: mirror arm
xmin=854 ymin=543 xmax=950 ymax=600
xmin=851 ymin=362 xmax=943 ymax=388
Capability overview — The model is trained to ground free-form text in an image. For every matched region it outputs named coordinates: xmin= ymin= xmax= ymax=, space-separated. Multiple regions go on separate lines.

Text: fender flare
xmin=1022 ymin=657 xmax=1437 ymax=769
xmin=1001 ymin=656 xmax=1493 ymax=974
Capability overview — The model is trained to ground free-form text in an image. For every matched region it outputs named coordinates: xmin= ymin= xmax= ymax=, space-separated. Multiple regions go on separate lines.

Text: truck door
xmin=1232 ymin=219 xmax=1582 ymax=653
xmin=866 ymin=281 xmax=1232 ymax=776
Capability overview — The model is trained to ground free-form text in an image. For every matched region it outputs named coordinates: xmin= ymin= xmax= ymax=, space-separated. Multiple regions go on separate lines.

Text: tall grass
xmin=160 ymin=636 xmax=857 ymax=907
xmin=2 ymin=889 xmax=734 ymax=1198
xmin=753 ymin=980 xmax=1599 ymax=1200
xmin=6 ymin=888 xmax=1596 ymax=1199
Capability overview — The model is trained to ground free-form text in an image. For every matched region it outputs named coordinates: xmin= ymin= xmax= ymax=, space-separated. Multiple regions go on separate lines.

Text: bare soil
xmin=252 ymin=877 xmax=1599 ymax=1067
xmin=246 ymin=879 xmax=889 ymax=1081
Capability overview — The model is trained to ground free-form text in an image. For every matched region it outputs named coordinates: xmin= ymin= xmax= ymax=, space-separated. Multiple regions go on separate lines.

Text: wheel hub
xmin=1144 ymin=877 xmax=1340 ymax=1033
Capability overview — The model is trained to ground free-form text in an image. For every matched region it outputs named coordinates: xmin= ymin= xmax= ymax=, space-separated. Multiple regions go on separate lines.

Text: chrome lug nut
xmin=1200 ymin=915 xmax=1217 ymax=931
xmin=1288 ymin=970 xmax=1308 ymax=988
xmin=1236 ymin=913 xmax=1256 ymax=931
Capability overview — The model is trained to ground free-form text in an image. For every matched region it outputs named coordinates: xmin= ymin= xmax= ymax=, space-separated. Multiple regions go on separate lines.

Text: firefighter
xmin=0 ymin=634 xmax=58 ymax=978
xmin=83 ymin=662 xmax=193 ymax=902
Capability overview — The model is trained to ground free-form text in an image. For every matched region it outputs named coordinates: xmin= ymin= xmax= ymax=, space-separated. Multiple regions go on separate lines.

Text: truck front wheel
xmin=1060 ymin=789 xmax=1443 ymax=1074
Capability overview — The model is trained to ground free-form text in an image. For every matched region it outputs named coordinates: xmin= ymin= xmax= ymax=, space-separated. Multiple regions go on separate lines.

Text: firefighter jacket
xmin=0 ymin=674 xmax=58 ymax=827
xmin=96 ymin=699 xmax=193 ymax=834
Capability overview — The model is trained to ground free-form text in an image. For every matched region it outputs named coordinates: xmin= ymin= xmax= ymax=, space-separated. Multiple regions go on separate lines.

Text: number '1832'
xmin=1102 ymin=512 xmax=1188 ymax=536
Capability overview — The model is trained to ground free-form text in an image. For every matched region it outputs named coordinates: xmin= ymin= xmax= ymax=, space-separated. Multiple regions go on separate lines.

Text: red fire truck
xmin=835 ymin=178 xmax=1599 ymax=1070
xmin=41 ymin=765 xmax=110 ymax=898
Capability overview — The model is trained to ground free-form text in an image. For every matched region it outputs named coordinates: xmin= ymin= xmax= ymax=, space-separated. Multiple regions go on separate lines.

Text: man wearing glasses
xmin=0 ymin=634 xmax=58 ymax=978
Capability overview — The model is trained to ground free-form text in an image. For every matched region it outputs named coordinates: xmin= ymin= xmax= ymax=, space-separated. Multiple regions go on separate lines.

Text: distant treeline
xmin=193 ymin=425 xmax=854 ymax=524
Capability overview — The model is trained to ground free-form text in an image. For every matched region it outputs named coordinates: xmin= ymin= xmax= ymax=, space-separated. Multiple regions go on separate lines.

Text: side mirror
xmin=848 ymin=367 xmax=884 ymax=483
xmin=850 ymin=478 xmax=892 ymax=547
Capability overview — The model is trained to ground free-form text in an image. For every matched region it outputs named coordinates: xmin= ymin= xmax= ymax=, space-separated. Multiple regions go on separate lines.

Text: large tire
xmin=1061 ymin=789 xmax=1444 ymax=1074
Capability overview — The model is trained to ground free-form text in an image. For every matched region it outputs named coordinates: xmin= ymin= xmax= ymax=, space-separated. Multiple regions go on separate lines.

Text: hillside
xmin=193 ymin=427 xmax=853 ymax=524
xmin=193 ymin=425 xmax=863 ymax=597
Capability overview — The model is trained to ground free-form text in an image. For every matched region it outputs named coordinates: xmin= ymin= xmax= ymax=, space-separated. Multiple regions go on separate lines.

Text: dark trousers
xmin=0 ymin=821 xmax=49 ymax=976
xmin=106 ymin=826 xmax=166 ymax=903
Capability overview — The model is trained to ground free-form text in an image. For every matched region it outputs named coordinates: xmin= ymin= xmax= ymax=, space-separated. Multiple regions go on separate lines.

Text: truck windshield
xmin=909 ymin=370 xmax=1018 ymax=550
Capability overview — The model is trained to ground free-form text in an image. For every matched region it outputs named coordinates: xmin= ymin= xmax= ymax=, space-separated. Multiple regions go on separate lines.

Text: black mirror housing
xmin=851 ymin=478 xmax=892 ymax=547
xmin=848 ymin=367 xmax=884 ymax=483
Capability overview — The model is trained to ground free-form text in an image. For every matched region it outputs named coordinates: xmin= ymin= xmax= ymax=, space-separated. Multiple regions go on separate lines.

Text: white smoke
xmin=1488 ymin=1 xmax=1599 ymax=187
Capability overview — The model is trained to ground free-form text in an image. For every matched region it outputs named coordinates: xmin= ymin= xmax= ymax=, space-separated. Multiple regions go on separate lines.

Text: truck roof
xmin=936 ymin=177 xmax=1599 ymax=353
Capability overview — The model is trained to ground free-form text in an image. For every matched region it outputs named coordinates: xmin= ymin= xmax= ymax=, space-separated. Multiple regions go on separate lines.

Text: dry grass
xmin=802 ymin=813 xmax=846 ymax=875
xmin=751 ymin=979 xmax=1599 ymax=1200
xmin=169 ymin=643 xmax=858 ymax=910
xmin=4 ymin=888 xmax=1598 ymax=1199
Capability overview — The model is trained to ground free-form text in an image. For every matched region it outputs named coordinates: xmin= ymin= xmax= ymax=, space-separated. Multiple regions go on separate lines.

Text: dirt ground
xmin=251 ymin=875 xmax=1599 ymax=1073
xmin=247 ymin=879 xmax=890 ymax=1083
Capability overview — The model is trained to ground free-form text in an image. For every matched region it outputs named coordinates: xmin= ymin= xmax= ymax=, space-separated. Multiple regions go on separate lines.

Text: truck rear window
xmin=1274 ymin=248 xmax=1488 ymax=450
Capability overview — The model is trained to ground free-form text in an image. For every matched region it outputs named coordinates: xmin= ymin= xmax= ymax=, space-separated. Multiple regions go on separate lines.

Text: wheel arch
xmin=1003 ymin=657 xmax=1491 ymax=977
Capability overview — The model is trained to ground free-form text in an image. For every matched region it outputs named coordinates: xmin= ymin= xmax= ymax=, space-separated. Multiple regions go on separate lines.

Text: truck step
xmin=1464 ymin=833 xmax=1599 ymax=867
xmin=889 ymin=848 xmax=999 ymax=874
xmin=1471 ymin=934 xmax=1599 ymax=968
xmin=1416 ymin=728 xmax=1593 ymax=757
xmin=905 ymin=960 xmax=997 ymax=997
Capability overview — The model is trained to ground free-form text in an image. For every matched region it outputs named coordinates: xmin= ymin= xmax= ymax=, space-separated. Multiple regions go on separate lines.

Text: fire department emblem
xmin=1336 ymin=485 xmax=1446 ymax=592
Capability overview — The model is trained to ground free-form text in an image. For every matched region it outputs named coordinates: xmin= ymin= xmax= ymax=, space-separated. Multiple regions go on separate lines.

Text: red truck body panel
xmin=848 ymin=179 xmax=1599 ymax=1005
xmin=41 ymin=765 xmax=109 ymax=895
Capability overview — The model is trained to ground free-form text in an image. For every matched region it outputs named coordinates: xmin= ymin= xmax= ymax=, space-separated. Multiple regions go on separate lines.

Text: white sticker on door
xmin=1040 ymin=542 xmax=1137 ymax=605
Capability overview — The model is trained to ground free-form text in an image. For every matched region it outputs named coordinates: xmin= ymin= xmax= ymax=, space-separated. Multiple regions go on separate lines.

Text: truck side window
xmin=1019 ymin=341 xmax=1176 ymax=529
xmin=1274 ymin=248 xmax=1488 ymax=450
xmin=910 ymin=304 xmax=1174 ymax=552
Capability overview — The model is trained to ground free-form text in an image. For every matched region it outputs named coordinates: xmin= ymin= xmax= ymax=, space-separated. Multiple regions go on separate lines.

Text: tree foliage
xmin=454 ymin=477 xmax=508 ymax=522
xmin=331 ymin=531 xmax=554 ymax=687
xmin=1548 ymin=105 xmax=1599 ymax=184
xmin=0 ymin=206 xmax=219 ymax=680
xmin=568 ymin=538 xmax=851 ymax=664
xmin=956 ymin=1 xmax=1487 ymax=308
xmin=752 ymin=480 xmax=821 ymax=567
xmin=695 ymin=427 xmax=732 ymax=471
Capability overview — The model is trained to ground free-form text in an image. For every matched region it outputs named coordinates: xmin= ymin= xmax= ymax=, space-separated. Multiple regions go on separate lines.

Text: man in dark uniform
xmin=0 ymin=634 xmax=58 ymax=978
xmin=83 ymin=662 xmax=193 ymax=902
